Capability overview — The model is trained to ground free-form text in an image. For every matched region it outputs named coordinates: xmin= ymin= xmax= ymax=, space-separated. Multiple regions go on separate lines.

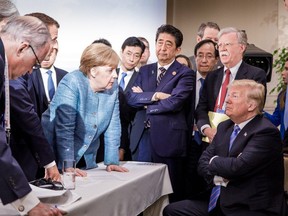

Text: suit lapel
xmin=235 ymin=62 xmax=248 ymax=80
xmin=35 ymin=69 xmax=49 ymax=106
xmin=125 ymin=70 xmax=138 ymax=93
xmin=148 ymin=63 xmax=158 ymax=90
xmin=214 ymin=68 xmax=224 ymax=101
xmin=229 ymin=115 xmax=261 ymax=154
xmin=156 ymin=61 xmax=179 ymax=90
xmin=54 ymin=67 xmax=62 ymax=85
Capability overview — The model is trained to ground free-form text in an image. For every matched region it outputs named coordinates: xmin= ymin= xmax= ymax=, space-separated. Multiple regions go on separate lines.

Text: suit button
xmin=93 ymin=125 xmax=97 ymax=129
xmin=18 ymin=205 xmax=25 ymax=212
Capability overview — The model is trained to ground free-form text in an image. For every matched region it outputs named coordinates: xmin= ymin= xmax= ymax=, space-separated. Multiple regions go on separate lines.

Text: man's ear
xmin=17 ymin=42 xmax=29 ymax=57
xmin=196 ymin=36 xmax=202 ymax=43
xmin=247 ymin=101 xmax=257 ymax=112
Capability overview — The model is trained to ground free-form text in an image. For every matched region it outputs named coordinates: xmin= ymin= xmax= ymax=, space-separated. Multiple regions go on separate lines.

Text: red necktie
xmin=214 ymin=69 xmax=231 ymax=112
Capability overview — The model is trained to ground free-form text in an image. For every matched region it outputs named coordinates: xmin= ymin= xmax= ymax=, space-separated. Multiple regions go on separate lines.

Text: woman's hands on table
xmin=106 ymin=165 xmax=129 ymax=172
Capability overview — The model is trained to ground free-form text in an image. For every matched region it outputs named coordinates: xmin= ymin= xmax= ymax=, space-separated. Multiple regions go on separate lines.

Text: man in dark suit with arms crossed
xmin=127 ymin=24 xmax=195 ymax=202
xmin=164 ymin=79 xmax=287 ymax=215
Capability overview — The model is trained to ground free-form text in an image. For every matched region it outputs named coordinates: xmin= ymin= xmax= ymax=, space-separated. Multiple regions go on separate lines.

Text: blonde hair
xmin=79 ymin=43 xmax=119 ymax=75
xmin=229 ymin=79 xmax=265 ymax=114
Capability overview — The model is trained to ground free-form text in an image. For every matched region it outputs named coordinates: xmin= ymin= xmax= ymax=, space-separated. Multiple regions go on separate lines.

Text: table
xmin=0 ymin=162 xmax=172 ymax=216
xmin=60 ymin=161 xmax=173 ymax=216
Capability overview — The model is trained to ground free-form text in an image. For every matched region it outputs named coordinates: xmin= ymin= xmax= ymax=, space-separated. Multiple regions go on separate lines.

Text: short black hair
xmin=194 ymin=39 xmax=219 ymax=58
xmin=121 ymin=36 xmax=145 ymax=55
xmin=155 ymin=24 xmax=183 ymax=48
xmin=92 ymin=38 xmax=112 ymax=47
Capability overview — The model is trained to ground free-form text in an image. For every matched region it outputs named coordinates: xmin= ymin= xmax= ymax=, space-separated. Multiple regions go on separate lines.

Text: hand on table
xmin=45 ymin=165 xmax=61 ymax=181
xmin=75 ymin=168 xmax=87 ymax=177
xmin=106 ymin=164 xmax=129 ymax=172
xmin=28 ymin=202 xmax=66 ymax=216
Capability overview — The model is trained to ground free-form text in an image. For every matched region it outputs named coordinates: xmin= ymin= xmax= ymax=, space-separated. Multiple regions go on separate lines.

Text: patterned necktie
xmin=208 ymin=124 xmax=240 ymax=212
xmin=214 ymin=69 xmax=231 ymax=111
xmin=284 ymin=88 xmax=288 ymax=130
xmin=194 ymin=77 xmax=205 ymax=145
xmin=119 ymin=72 xmax=127 ymax=90
xmin=157 ymin=67 xmax=166 ymax=85
xmin=47 ymin=70 xmax=55 ymax=100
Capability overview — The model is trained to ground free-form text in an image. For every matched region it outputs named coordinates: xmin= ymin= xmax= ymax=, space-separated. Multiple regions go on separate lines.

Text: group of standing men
xmin=120 ymin=21 xmax=287 ymax=215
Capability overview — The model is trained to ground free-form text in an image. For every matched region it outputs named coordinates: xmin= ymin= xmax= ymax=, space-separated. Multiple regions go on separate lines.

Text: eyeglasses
xmin=124 ymin=52 xmax=141 ymax=60
xmin=196 ymin=54 xmax=215 ymax=61
xmin=216 ymin=42 xmax=237 ymax=50
xmin=30 ymin=178 xmax=64 ymax=190
xmin=29 ymin=45 xmax=41 ymax=70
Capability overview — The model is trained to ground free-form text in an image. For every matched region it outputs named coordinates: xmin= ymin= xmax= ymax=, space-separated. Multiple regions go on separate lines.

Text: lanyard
xmin=4 ymin=55 xmax=10 ymax=144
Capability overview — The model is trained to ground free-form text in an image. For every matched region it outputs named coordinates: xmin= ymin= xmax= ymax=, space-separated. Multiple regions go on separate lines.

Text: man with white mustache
xmin=195 ymin=27 xmax=267 ymax=143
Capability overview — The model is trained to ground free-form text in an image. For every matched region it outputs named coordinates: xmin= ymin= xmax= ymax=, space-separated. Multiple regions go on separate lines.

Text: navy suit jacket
xmin=118 ymin=69 xmax=138 ymax=152
xmin=126 ymin=61 xmax=195 ymax=157
xmin=196 ymin=61 xmax=267 ymax=131
xmin=198 ymin=115 xmax=285 ymax=215
xmin=9 ymin=75 xmax=55 ymax=181
xmin=0 ymin=39 xmax=31 ymax=204
xmin=28 ymin=67 xmax=67 ymax=118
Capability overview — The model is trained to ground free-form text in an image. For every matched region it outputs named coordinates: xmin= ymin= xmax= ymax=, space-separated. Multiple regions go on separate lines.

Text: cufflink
xmin=18 ymin=205 xmax=25 ymax=212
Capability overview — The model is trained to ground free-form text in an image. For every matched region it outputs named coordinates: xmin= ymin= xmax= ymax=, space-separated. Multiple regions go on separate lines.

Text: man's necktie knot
xmin=157 ymin=67 xmax=166 ymax=85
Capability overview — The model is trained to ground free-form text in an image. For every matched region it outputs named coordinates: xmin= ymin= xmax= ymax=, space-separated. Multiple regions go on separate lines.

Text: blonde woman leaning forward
xmin=42 ymin=44 xmax=129 ymax=176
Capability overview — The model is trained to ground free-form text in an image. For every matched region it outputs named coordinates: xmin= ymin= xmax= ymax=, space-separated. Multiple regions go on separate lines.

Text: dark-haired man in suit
xmin=26 ymin=12 xmax=68 ymax=118
xmin=117 ymin=36 xmax=145 ymax=161
xmin=164 ymin=79 xmax=287 ymax=216
xmin=127 ymin=24 xmax=195 ymax=202
xmin=196 ymin=27 xmax=267 ymax=144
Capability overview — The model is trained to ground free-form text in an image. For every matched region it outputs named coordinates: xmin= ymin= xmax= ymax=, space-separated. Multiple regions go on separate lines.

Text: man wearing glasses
xmin=185 ymin=39 xmax=219 ymax=198
xmin=195 ymin=27 xmax=267 ymax=144
xmin=0 ymin=14 xmax=63 ymax=215
xmin=8 ymin=16 xmax=62 ymax=182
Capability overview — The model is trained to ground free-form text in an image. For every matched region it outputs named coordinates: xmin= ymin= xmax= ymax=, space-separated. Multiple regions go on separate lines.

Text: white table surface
xmin=0 ymin=161 xmax=172 ymax=216
xmin=60 ymin=161 xmax=173 ymax=216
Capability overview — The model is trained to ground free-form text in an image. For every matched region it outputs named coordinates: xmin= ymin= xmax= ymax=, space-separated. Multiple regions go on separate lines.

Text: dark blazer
xmin=196 ymin=62 xmax=267 ymax=131
xmin=9 ymin=75 xmax=55 ymax=181
xmin=126 ymin=61 xmax=195 ymax=157
xmin=284 ymin=129 xmax=288 ymax=148
xmin=198 ymin=115 xmax=286 ymax=215
xmin=0 ymin=39 xmax=31 ymax=204
xmin=118 ymin=69 xmax=138 ymax=153
xmin=28 ymin=67 xmax=67 ymax=118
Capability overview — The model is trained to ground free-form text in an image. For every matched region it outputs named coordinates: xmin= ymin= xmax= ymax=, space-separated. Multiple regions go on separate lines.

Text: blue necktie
xmin=284 ymin=88 xmax=288 ymax=130
xmin=194 ymin=78 xmax=205 ymax=145
xmin=119 ymin=72 xmax=127 ymax=90
xmin=229 ymin=125 xmax=240 ymax=151
xmin=47 ymin=70 xmax=55 ymax=100
xmin=208 ymin=124 xmax=240 ymax=212
xmin=157 ymin=67 xmax=166 ymax=86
